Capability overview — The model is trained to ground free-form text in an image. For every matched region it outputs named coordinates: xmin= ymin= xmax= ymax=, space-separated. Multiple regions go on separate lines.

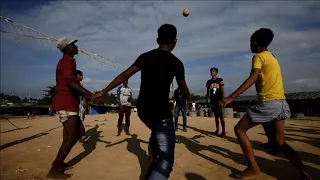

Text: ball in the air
xmin=183 ymin=9 xmax=190 ymax=17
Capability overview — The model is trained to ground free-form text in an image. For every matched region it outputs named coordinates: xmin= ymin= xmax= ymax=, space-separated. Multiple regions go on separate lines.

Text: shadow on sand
xmin=181 ymin=124 xmax=320 ymax=179
xmin=105 ymin=134 xmax=149 ymax=180
xmin=67 ymin=124 xmax=110 ymax=166
xmin=285 ymin=126 xmax=320 ymax=136
xmin=1 ymin=125 xmax=32 ymax=133
xmin=0 ymin=126 xmax=62 ymax=151
xmin=259 ymin=132 xmax=320 ymax=148
xmin=176 ymin=135 xmax=240 ymax=175
xmin=185 ymin=172 xmax=207 ymax=180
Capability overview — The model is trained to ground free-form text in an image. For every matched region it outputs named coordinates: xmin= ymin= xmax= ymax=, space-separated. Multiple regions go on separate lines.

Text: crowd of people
xmin=47 ymin=24 xmax=313 ymax=180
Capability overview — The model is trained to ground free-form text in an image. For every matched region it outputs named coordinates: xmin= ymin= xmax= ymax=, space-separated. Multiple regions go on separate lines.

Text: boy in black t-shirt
xmin=206 ymin=67 xmax=226 ymax=137
xmin=95 ymin=24 xmax=190 ymax=180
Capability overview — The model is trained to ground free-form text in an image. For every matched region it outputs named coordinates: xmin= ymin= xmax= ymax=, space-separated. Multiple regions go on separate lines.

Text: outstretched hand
xmin=91 ymin=91 xmax=103 ymax=100
xmin=219 ymin=96 xmax=234 ymax=107
xmin=88 ymin=91 xmax=104 ymax=104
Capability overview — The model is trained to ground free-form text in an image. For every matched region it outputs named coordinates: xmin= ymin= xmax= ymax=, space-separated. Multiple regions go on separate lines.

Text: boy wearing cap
xmin=94 ymin=24 xmax=190 ymax=180
xmin=47 ymin=38 xmax=95 ymax=179
xmin=219 ymin=28 xmax=313 ymax=180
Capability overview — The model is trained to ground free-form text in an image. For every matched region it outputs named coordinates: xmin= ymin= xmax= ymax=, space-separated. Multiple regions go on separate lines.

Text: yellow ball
xmin=183 ymin=9 xmax=190 ymax=17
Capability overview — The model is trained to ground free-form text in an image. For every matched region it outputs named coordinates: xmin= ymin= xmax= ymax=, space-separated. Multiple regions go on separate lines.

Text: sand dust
xmin=1 ymin=113 xmax=319 ymax=180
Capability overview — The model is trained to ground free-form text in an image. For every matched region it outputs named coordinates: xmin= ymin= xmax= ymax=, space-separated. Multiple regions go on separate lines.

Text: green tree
xmin=104 ymin=93 xmax=117 ymax=104
xmin=0 ymin=93 xmax=20 ymax=102
xmin=22 ymin=97 xmax=29 ymax=103
xmin=189 ymin=93 xmax=206 ymax=101
xmin=38 ymin=85 xmax=56 ymax=105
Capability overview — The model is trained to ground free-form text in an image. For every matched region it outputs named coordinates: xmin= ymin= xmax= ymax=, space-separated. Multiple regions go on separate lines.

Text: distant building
xmin=0 ymin=104 xmax=51 ymax=116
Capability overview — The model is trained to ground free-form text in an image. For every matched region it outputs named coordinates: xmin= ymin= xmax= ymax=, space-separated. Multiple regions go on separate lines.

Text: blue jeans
xmin=174 ymin=106 xmax=187 ymax=129
xmin=146 ymin=118 xmax=175 ymax=180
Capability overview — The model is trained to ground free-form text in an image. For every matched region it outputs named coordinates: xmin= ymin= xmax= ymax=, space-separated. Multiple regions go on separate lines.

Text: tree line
xmin=0 ymin=85 xmax=205 ymax=106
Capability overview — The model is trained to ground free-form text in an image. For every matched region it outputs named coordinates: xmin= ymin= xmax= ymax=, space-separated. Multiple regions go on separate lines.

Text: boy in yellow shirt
xmin=220 ymin=28 xmax=313 ymax=180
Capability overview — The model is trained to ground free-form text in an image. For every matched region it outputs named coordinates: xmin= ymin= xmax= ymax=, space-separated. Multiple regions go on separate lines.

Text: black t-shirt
xmin=206 ymin=78 xmax=224 ymax=103
xmin=132 ymin=49 xmax=185 ymax=122
xmin=174 ymin=89 xmax=186 ymax=107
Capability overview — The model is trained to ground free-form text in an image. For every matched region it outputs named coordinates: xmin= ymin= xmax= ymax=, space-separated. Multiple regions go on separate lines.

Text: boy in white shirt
xmin=116 ymin=80 xmax=132 ymax=136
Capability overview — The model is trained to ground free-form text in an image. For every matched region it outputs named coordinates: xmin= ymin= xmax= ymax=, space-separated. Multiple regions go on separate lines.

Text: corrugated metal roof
xmin=194 ymin=91 xmax=320 ymax=103
xmin=0 ymin=104 xmax=51 ymax=108
xmin=233 ymin=91 xmax=320 ymax=102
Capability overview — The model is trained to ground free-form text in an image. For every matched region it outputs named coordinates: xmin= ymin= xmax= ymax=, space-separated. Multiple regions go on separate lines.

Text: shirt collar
xmin=63 ymin=54 xmax=75 ymax=61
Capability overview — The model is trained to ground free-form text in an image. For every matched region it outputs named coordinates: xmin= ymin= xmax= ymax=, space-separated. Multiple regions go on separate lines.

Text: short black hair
xmin=210 ymin=67 xmax=218 ymax=73
xmin=250 ymin=28 xmax=274 ymax=47
xmin=76 ymin=70 xmax=83 ymax=76
xmin=157 ymin=24 xmax=177 ymax=44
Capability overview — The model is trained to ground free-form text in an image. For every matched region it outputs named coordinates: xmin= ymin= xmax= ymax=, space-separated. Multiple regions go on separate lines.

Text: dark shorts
xmin=210 ymin=101 xmax=223 ymax=116
xmin=247 ymin=100 xmax=291 ymax=123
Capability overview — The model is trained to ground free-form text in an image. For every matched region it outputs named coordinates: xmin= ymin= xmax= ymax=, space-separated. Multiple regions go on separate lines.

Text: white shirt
xmin=117 ymin=86 xmax=132 ymax=106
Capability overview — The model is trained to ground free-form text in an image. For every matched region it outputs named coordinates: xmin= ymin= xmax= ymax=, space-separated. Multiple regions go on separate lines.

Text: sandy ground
xmin=0 ymin=113 xmax=319 ymax=180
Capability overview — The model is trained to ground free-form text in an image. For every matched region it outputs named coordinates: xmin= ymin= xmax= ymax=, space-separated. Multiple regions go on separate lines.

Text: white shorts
xmin=55 ymin=110 xmax=78 ymax=123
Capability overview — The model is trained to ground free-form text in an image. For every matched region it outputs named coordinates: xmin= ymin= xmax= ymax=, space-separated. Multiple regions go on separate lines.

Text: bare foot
xmin=211 ymin=131 xmax=219 ymax=135
xmin=51 ymin=162 xmax=72 ymax=171
xmin=219 ymin=132 xmax=226 ymax=137
xmin=260 ymin=142 xmax=272 ymax=148
xmin=78 ymin=138 xmax=84 ymax=143
xmin=46 ymin=170 xmax=72 ymax=179
xmin=231 ymin=168 xmax=261 ymax=179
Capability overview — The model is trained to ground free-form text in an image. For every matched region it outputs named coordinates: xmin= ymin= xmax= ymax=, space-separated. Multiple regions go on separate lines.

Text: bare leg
xmin=219 ymin=113 xmax=226 ymax=137
xmin=261 ymin=122 xmax=273 ymax=147
xmin=51 ymin=129 xmax=70 ymax=170
xmin=47 ymin=116 xmax=80 ymax=179
xmin=213 ymin=115 xmax=219 ymax=134
xmin=211 ymin=104 xmax=219 ymax=134
xmin=273 ymin=120 xmax=313 ymax=180
xmin=78 ymin=119 xmax=86 ymax=143
xmin=233 ymin=114 xmax=261 ymax=179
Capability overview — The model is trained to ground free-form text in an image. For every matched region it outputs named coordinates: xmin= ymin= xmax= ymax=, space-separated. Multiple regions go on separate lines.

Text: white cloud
xmin=1 ymin=1 xmax=320 ymax=98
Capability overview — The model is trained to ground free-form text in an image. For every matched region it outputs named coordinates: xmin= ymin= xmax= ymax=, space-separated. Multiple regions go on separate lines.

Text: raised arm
xmin=220 ymin=55 xmax=261 ymax=107
xmin=206 ymin=81 xmax=210 ymax=98
xmin=100 ymin=54 xmax=145 ymax=95
xmin=228 ymin=57 xmax=261 ymax=99
xmin=220 ymin=79 xmax=225 ymax=98
xmin=175 ymin=61 xmax=190 ymax=100
xmin=101 ymin=66 xmax=139 ymax=95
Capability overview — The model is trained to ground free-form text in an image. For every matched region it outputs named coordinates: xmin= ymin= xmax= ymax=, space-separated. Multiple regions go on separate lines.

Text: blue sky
xmin=1 ymin=1 xmax=320 ymax=99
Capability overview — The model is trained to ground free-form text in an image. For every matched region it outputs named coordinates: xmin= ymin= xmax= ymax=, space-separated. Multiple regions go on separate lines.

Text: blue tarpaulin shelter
xmin=90 ymin=105 xmax=100 ymax=115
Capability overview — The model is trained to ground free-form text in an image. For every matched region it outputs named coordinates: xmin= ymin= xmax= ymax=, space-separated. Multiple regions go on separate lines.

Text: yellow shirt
xmin=252 ymin=51 xmax=286 ymax=101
